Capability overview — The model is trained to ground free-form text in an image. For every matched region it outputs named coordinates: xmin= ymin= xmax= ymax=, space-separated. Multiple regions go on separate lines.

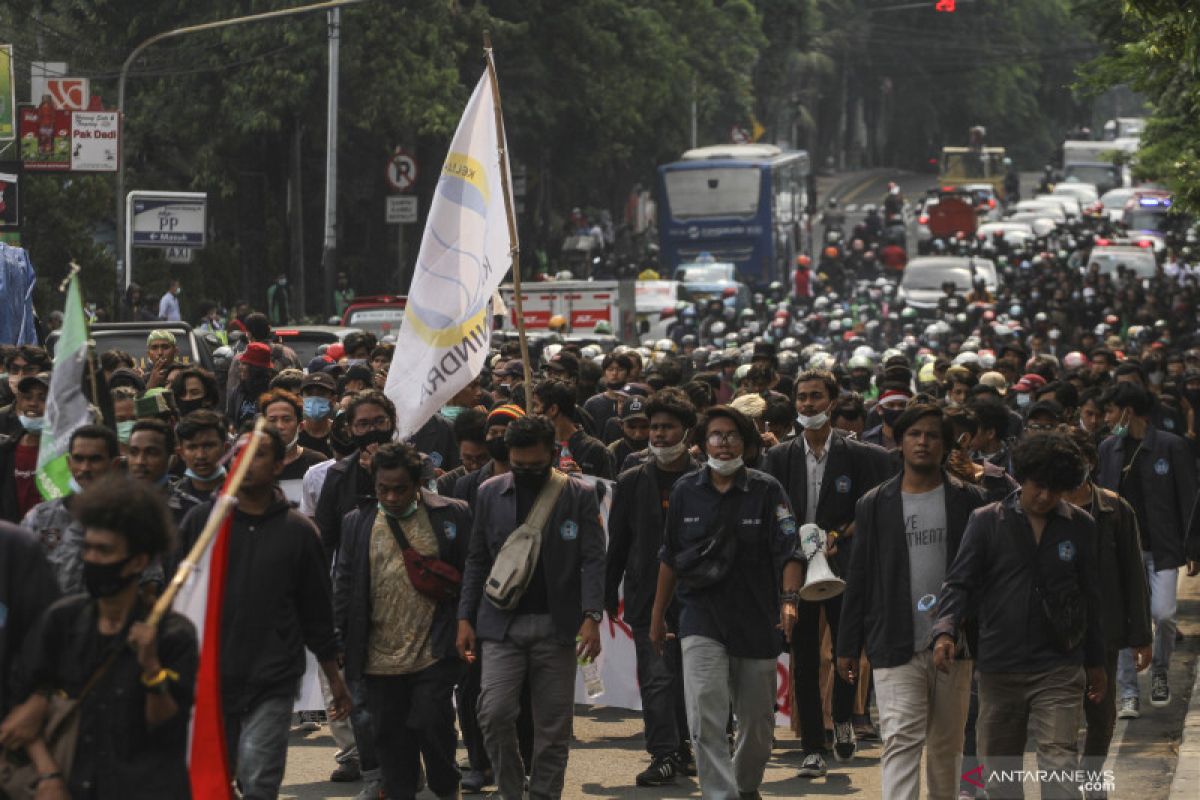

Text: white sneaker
xmin=1117 ymin=696 xmax=1139 ymax=719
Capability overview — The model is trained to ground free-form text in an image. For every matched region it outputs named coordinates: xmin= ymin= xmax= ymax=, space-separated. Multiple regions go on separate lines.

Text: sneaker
xmin=298 ymin=710 xmax=322 ymax=732
xmin=329 ymin=758 xmax=361 ymax=782
xmin=674 ymin=743 xmax=698 ymax=777
xmin=738 ymin=793 xmax=762 ymax=799
xmin=833 ymin=720 xmax=856 ymax=762
xmin=797 ymin=752 xmax=827 ymax=778
xmin=1150 ymin=672 xmax=1171 ymax=707
xmin=1117 ymin=696 xmax=1140 ymax=719
xmin=460 ymin=769 xmax=493 ymax=793
xmin=852 ymin=714 xmax=880 ymax=742
xmin=352 ymin=779 xmax=383 ymax=800
xmin=636 ymin=756 xmax=678 ymax=787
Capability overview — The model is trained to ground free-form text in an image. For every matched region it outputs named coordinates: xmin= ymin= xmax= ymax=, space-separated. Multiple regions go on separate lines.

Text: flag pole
xmin=482 ymin=32 xmax=533 ymax=411
xmin=146 ymin=418 xmax=267 ymax=627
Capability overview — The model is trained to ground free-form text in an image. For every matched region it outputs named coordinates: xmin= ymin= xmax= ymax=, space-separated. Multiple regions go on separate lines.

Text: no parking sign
xmin=385 ymin=147 xmax=417 ymax=192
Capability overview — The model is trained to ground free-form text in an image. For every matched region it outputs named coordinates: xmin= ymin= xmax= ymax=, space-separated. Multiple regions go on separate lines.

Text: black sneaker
xmin=833 ymin=720 xmax=856 ymax=762
xmin=798 ymin=752 xmax=827 ymax=778
xmin=636 ymin=756 xmax=678 ymax=787
xmin=1150 ymin=672 xmax=1171 ymax=707
xmin=674 ymin=743 xmax=698 ymax=777
xmin=329 ymin=757 xmax=361 ymax=782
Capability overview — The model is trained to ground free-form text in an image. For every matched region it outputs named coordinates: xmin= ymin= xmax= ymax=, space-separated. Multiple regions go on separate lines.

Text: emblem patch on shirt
xmin=1154 ymin=458 xmax=1169 ymax=476
xmin=561 ymin=520 xmax=578 ymax=541
xmin=780 ymin=518 xmax=797 ymax=536
xmin=775 ymin=504 xmax=791 ymax=521
xmin=835 ymin=475 xmax=851 ymax=494
xmin=1058 ymin=540 xmax=1076 ymax=562
xmin=428 ymin=451 xmax=444 ymax=468
xmin=443 ymin=522 xmax=457 ymax=541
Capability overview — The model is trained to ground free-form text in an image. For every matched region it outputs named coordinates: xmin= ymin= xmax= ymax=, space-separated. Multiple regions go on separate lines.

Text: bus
xmin=656 ymin=144 xmax=810 ymax=288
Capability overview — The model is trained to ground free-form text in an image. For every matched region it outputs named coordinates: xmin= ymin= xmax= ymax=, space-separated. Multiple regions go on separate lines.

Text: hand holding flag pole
xmin=146 ymin=417 xmax=267 ymax=627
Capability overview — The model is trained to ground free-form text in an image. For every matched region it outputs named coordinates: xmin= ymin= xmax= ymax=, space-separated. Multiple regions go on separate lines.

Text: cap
xmin=978 ymin=371 xmax=1008 ymax=395
xmin=545 ymin=351 xmax=579 ymax=378
xmin=1013 ymin=373 xmax=1047 ymax=393
xmin=238 ymin=341 xmax=273 ymax=370
xmin=108 ymin=367 xmax=146 ymax=394
xmin=325 ymin=342 xmax=346 ymax=361
xmin=622 ymin=395 xmax=649 ymax=421
xmin=135 ymin=388 xmax=178 ymax=418
xmin=306 ymin=355 xmax=334 ymax=374
xmin=501 ymin=360 xmax=526 ymax=380
xmin=16 ymin=372 xmax=50 ymax=393
xmin=877 ymin=388 xmax=912 ymax=407
xmin=486 ymin=403 xmax=526 ymax=427
xmin=301 ymin=371 xmax=337 ymax=393
xmin=147 ymin=329 xmax=176 ymax=346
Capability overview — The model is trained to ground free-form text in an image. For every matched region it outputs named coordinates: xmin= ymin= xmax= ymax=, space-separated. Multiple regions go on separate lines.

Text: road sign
xmin=386 ymin=195 xmax=418 ymax=224
xmin=731 ymin=125 xmax=750 ymax=144
xmin=70 ymin=111 xmax=119 ymax=172
xmin=164 ymin=246 xmax=193 ymax=264
xmin=130 ymin=192 xmax=207 ymax=247
xmin=386 ymin=148 xmax=417 ymax=192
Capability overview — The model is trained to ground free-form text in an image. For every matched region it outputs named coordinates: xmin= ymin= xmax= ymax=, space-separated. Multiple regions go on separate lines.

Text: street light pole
xmin=114 ymin=0 xmax=364 ymax=302
xmin=321 ymin=7 xmax=340 ymax=319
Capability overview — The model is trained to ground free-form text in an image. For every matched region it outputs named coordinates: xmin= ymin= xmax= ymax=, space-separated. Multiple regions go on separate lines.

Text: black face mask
xmin=485 ymin=437 xmax=509 ymax=463
xmin=83 ymin=557 xmax=138 ymax=599
xmin=511 ymin=464 xmax=551 ymax=491
xmin=606 ymin=380 xmax=625 ymax=390
xmin=353 ymin=429 xmax=393 ymax=450
xmin=880 ymin=406 xmax=904 ymax=427
xmin=177 ymin=397 xmax=206 ymax=415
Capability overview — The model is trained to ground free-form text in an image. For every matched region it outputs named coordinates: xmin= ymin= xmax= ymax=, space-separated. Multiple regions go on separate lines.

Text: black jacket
xmin=179 ymin=489 xmax=341 ymax=709
xmin=932 ymin=493 xmax=1106 ymax=673
xmin=1097 ymin=425 xmax=1196 ymax=570
xmin=0 ymin=522 xmax=60 ymax=715
xmin=452 ymin=460 xmax=496 ymax=506
xmin=334 ymin=493 xmax=472 ymax=681
xmin=315 ymin=452 xmax=375 ymax=566
xmin=1085 ymin=485 xmax=1153 ymax=651
xmin=458 ymin=472 xmax=606 ymax=644
xmin=566 ymin=428 xmax=615 ymax=479
xmin=605 ymin=459 xmax=700 ymax=628
xmin=837 ymin=473 xmax=988 ymax=669
xmin=435 ymin=464 xmax=468 ymax=497
xmin=409 ymin=413 xmax=460 ymax=472
xmin=763 ymin=429 xmax=894 ymax=572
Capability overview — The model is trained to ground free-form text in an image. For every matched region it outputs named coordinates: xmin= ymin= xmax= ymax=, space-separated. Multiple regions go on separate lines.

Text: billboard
xmin=0 ymin=163 xmax=17 ymax=230
xmin=70 ymin=111 xmax=119 ymax=172
xmin=18 ymin=103 xmax=71 ymax=170
xmin=0 ymin=46 xmax=14 ymax=141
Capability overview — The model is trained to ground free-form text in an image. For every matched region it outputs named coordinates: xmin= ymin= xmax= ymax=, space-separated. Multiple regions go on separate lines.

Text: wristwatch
xmin=584 ymin=610 xmax=603 ymax=623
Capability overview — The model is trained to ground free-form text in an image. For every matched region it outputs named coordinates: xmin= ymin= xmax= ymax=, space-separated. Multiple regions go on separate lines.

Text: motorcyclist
xmin=1036 ymin=164 xmax=1056 ymax=194
xmin=1002 ymin=157 xmax=1020 ymax=204
xmin=883 ymin=181 xmax=905 ymax=217
xmin=821 ymin=198 xmax=845 ymax=238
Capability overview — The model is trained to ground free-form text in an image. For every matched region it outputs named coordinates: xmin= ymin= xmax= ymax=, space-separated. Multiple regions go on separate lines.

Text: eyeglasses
xmin=351 ymin=416 xmax=392 ymax=434
xmin=1025 ymin=422 xmax=1057 ymax=433
xmin=8 ymin=362 xmax=41 ymax=375
xmin=706 ymin=431 xmax=743 ymax=447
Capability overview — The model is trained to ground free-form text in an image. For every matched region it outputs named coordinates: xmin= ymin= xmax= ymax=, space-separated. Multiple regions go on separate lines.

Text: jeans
xmin=1117 ymin=551 xmax=1177 ymax=698
xmin=792 ymin=594 xmax=855 ymax=753
xmin=224 ymin=691 xmax=294 ymax=800
xmin=349 ymin=677 xmax=380 ymax=773
xmin=478 ymin=614 xmax=577 ymax=800
xmin=681 ymin=635 xmax=776 ymax=800
xmin=632 ymin=626 xmax=688 ymax=759
xmin=977 ymin=666 xmax=1085 ymax=800
xmin=366 ymin=659 xmax=463 ymax=800
xmin=873 ymin=651 xmax=972 ymax=800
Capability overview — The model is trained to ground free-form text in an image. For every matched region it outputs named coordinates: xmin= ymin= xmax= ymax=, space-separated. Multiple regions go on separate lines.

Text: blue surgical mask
xmin=185 ymin=465 xmax=227 ymax=483
xmin=303 ymin=396 xmax=333 ymax=420
xmin=18 ymin=415 xmax=44 ymax=432
xmin=116 ymin=419 xmax=135 ymax=444
xmin=383 ymin=499 xmax=419 ymax=520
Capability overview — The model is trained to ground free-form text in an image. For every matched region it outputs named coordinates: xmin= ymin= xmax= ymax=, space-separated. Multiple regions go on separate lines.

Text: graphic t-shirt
xmin=902 ymin=484 xmax=947 ymax=652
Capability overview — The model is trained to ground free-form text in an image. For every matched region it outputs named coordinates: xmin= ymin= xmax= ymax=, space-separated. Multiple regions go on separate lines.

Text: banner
xmin=385 ymin=70 xmax=513 ymax=440
xmin=0 ymin=46 xmax=13 ymax=141
xmin=36 ymin=273 xmax=92 ymax=498
xmin=18 ymin=103 xmax=71 ymax=170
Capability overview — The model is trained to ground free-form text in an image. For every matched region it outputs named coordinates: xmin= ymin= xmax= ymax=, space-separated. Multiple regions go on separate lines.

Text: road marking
xmin=838 ymin=172 xmax=885 ymax=205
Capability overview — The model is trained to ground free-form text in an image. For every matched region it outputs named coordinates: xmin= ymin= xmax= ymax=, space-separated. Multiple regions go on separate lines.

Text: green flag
xmin=36 ymin=274 xmax=92 ymax=500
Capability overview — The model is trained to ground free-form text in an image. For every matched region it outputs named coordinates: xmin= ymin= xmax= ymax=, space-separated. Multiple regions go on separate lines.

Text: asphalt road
xmin=279 ymin=572 xmax=1199 ymax=800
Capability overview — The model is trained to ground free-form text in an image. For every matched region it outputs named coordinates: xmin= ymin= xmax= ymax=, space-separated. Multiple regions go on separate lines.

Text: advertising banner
xmin=70 ymin=111 xmax=119 ymax=172
xmin=18 ymin=103 xmax=71 ymax=170
xmin=0 ymin=46 xmax=14 ymax=141
xmin=0 ymin=163 xmax=18 ymax=229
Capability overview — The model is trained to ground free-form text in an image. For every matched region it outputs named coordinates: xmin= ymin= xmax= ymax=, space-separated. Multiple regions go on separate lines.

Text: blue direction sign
xmin=130 ymin=194 xmax=206 ymax=248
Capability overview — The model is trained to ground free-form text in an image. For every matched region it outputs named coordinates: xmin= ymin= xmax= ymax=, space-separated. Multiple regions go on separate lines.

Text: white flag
xmin=387 ymin=71 xmax=513 ymax=439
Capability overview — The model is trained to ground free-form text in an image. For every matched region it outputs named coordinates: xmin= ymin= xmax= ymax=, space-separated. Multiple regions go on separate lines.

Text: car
xmin=272 ymin=325 xmax=363 ymax=366
xmin=673 ymin=260 xmax=752 ymax=313
xmin=1122 ymin=191 xmax=1176 ymax=235
xmin=1084 ymin=243 xmax=1158 ymax=279
xmin=961 ymin=183 xmax=1002 ymax=220
xmin=976 ymin=221 xmax=1035 ymax=246
xmin=1051 ymin=181 xmax=1100 ymax=205
xmin=1010 ymin=199 xmax=1069 ymax=224
xmin=46 ymin=321 xmax=222 ymax=376
xmin=1033 ymin=193 xmax=1083 ymax=222
xmin=340 ymin=295 xmax=407 ymax=340
xmin=1098 ymin=187 xmax=1136 ymax=223
xmin=915 ymin=195 xmax=941 ymax=253
xmin=897 ymin=256 xmax=999 ymax=313
xmin=1062 ymin=162 xmax=1123 ymax=195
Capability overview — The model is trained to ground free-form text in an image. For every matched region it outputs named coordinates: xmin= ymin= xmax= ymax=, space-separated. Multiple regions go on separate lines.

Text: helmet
xmin=580 ymin=344 xmax=602 ymax=359
xmin=709 ymin=321 xmax=727 ymax=337
xmin=542 ymin=343 xmax=563 ymax=364
xmin=732 ymin=363 xmax=752 ymax=385
xmin=548 ymin=314 xmax=567 ymax=331
xmin=681 ymin=306 xmax=697 ymax=319
xmin=796 ymin=254 xmax=811 ymax=267
xmin=654 ymin=338 xmax=677 ymax=354
xmin=827 ymin=198 xmax=839 ymax=208
xmin=778 ymin=337 xmax=800 ymax=351
xmin=824 ymin=246 xmax=839 ymax=258
xmin=740 ymin=308 xmax=757 ymax=321
xmin=681 ymin=334 xmax=698 ymax=348
xmin=953 ymin=351 xmax=980 ymax=368
xmin=1063 ymin=351 xmax=1088 ymax=370
xmin=848 ymin=354 xmax=873 ymax=370
xmin=977 ymin=349 xmax=996 ymax=369
xmin=593 ymin=320 xmax=612 ymax=336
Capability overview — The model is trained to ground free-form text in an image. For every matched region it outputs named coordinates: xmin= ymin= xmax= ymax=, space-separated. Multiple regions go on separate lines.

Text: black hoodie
xmin=178 ymin=488 xmax=340 ymax=710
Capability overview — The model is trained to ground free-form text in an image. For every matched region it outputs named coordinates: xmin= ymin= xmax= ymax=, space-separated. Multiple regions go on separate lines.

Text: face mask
xmin=1111 ymin=411 xmax=1130 ymax=438
xmin=286 ymin=430 xmax=300 ymax=450
xmin=796 ymin=411 xmax=829 ymax=431
xmin=116 ymin=419 xmax=135 ymax=444
xmin=649 ymin=441 xmax=687 ymax=466
xmin=384 ymin=499 xmax=419 ymax=520
xmin=354 ymin=429 xmax=393 ymax=450
xmin=304 ymin=396 xmax=333 ymax=420
xmin=606 ymin=380 xmax=625 ymax=390
xmin=441 ymin=405 xmax=466 ymax=421
xmin=707 ymin=456 xmax=743 ymax=476
xmin=880 ymin=406 xmax=904 ymax=427
xmin=177 ymin=398 xmax=205 ymax=415
xmin=1015 ymin=393 xmax=1031 ymax=408
xmin=18 ymin=414 xmax=44 ymax=432
xmin=185 ymin=465 xmax=227 ymax=483
xmin=512 ymin=465 xmax=551 ymax=491
xmin=850 ymin=375 xmax=871 ymax=391
xmin=1149 ymin=370 xmax=1165 ymax=386
xmin=485 ymin=437 xmax=509 ymax=463
xmin=83 ymin=557 xmax=138 ymax=599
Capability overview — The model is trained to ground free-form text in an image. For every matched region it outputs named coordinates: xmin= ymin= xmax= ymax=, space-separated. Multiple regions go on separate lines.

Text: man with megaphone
xmin=763 ymin=369 xmax=892 ymax=779
xmin=836 ymin=403 xmax=989 ymax=800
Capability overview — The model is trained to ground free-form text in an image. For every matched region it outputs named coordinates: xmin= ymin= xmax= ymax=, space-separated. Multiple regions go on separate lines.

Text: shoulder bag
xmin=485 ymin=470 xmax=568 ymax=610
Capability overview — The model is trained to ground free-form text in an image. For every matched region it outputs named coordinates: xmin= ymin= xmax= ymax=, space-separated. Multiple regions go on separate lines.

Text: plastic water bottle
xmin=580 ymin=658 xmax=604 ymax=699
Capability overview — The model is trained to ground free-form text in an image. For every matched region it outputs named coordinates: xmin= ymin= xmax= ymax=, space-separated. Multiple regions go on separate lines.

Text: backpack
xmin=485 ymin=470 xmax=568 ymax=610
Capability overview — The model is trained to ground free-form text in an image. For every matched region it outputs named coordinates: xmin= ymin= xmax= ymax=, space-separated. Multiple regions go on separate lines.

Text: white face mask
xmin=707 ymin=456 xmax=743 ymax=476
xmin=649 ymin=441 xmax=687 ymax=466
xmin=796 ymin=411 xmax=829 ymax=431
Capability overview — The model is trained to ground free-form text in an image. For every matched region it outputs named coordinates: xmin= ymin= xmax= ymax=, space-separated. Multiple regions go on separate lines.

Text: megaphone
xmin=798 ymin=524 xmax=846 ymax=602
